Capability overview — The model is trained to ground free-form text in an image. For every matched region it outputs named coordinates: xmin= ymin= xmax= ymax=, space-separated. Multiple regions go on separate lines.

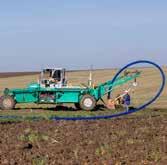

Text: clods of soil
xmin=0 ymin=115 xmax=166 ymax=165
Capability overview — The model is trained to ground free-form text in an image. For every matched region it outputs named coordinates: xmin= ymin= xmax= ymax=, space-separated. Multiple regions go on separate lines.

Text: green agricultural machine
xmin=0 ymin=68 xmax=140 ymax=110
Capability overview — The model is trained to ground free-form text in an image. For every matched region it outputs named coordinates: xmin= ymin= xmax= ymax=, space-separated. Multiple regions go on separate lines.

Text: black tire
xmin=0 ymin=96 xmax=16 ymax=110
xmin=74 ymin=103 xmax=81 ymax=110
xmin=79 ymin=95 xmax=96 ymax=111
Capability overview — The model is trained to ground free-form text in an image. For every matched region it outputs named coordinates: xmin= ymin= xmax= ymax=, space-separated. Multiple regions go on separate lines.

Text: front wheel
xmin=79 ymin=95 xmax=96 ymax=111
xmin=0 ymin=96 xmax=16 ymax=110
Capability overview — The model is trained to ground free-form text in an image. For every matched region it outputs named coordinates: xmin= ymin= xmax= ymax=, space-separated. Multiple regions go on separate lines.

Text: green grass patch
xmin=0 ymin=107 xmax=166 ymax=123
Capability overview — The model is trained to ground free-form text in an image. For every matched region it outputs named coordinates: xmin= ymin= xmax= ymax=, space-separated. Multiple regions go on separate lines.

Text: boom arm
xmin=93 ymin=71 xmax=141 ymax=100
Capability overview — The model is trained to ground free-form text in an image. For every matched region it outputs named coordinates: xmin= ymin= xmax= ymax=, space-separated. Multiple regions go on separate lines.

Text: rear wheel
xmin=0 ymin=96 xmax=16 ymax=110
xmin=79 ymin=95 xmax=96 ymax=111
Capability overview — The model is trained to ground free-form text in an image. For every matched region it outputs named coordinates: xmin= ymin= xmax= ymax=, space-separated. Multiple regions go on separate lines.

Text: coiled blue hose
xmin=50 ymin=60 xmax=166 ymax=120
xmin=0 ymin=60 xmax=165 ymax=121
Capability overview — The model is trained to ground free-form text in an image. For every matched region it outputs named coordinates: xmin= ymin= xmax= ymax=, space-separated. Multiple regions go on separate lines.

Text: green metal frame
xmin=3 ymin=72 xmax=140 ymax=105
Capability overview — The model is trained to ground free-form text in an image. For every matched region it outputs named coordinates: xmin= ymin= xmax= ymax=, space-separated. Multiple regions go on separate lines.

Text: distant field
xmin=0 ymin=72 xmax=39 ymax=78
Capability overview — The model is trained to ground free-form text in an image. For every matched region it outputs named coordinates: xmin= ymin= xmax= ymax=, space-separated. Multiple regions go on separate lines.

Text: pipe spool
xmin=0 ymin=60 xmax=166 ymax=121
xmin=50 ymin=60 xmax=166 ymax=120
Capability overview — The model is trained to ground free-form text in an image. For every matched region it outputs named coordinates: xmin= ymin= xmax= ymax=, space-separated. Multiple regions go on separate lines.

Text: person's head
xmin=124 ymin=90 xmax=129 ymax=94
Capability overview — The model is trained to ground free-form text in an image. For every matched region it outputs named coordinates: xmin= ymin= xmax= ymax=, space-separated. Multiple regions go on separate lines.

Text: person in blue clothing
xmin=122 ymin=90 xmax=131 ymax=111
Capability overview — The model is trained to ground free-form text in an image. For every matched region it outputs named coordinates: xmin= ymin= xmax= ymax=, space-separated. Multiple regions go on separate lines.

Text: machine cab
xmin=40 ymin=68 xmax=66 ymax=88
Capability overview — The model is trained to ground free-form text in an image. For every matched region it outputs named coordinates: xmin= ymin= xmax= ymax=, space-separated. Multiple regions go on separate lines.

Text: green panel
xmin=15 ymin=92 xmax=38 ymax=103
xmin=56 ymin=91 xmax=80 ymax=103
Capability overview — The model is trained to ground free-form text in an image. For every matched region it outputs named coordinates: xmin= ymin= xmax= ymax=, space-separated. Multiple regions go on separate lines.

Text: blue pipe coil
xmin=50 ymin=60 xmax=166 ymax=120
xmin=0 ymin=60 xmax=165 ymax=121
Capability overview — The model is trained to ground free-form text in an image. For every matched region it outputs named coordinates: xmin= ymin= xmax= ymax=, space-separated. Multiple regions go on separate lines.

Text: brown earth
xmin=0 ymin=72 xmax=39 ymax=78
xmin=0 ymin=115 xmax=166 ymax=165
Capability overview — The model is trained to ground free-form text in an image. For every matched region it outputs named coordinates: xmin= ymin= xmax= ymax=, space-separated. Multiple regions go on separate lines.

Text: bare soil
xmin=0 ymin=114 xmax=166 ymax=165
xmin=0 ymin=72 xmax=39 ymax=78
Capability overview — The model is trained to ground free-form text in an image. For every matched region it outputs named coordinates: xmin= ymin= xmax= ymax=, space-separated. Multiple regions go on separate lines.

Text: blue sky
xmin=0 ymin=0 xmax=167 ymax=71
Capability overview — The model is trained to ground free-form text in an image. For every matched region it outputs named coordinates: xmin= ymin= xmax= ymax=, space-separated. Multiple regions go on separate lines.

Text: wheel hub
xmin=3 ymin=99 xmax=12 ymax=108
xmin=83 ymin=98 xmax=93 ymax=107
